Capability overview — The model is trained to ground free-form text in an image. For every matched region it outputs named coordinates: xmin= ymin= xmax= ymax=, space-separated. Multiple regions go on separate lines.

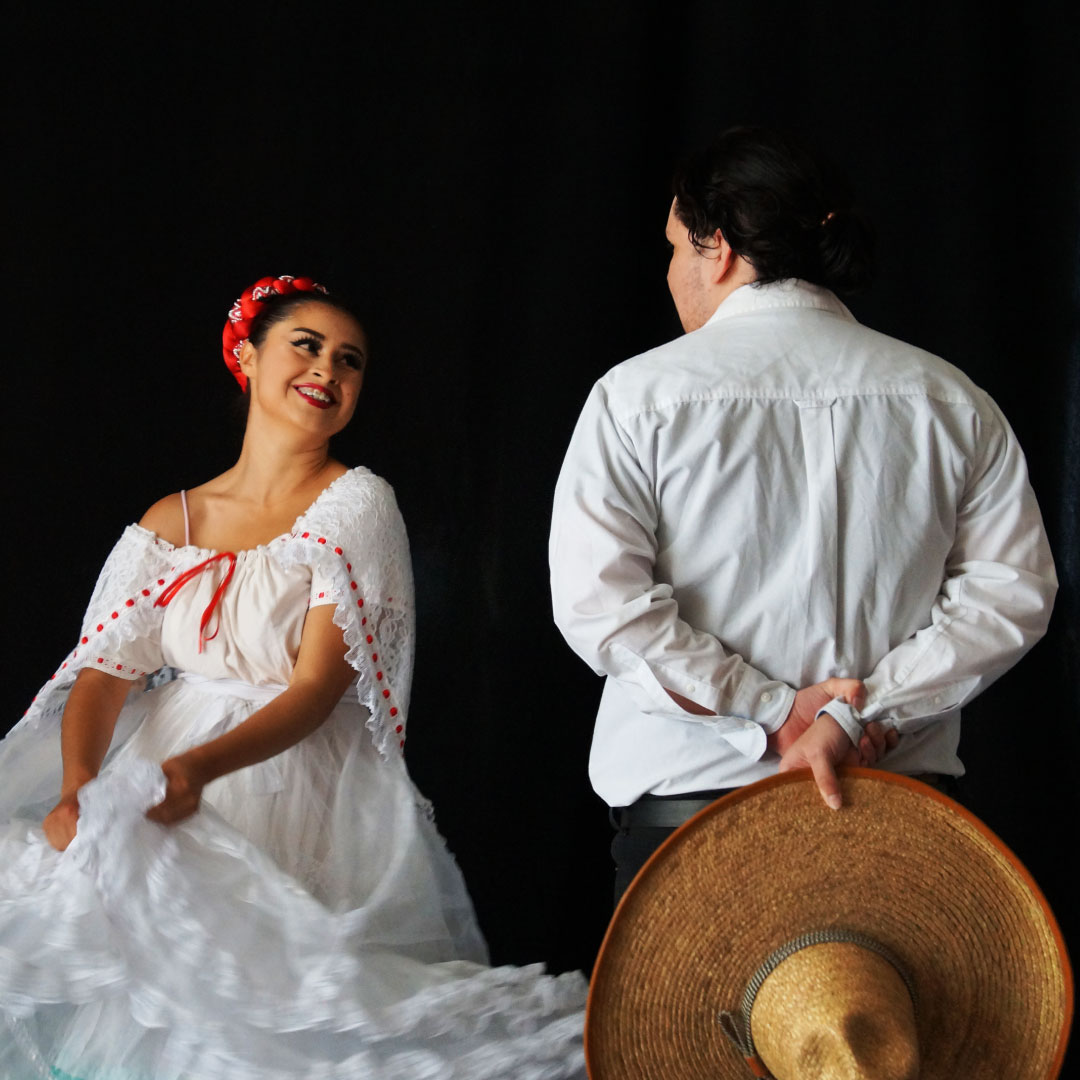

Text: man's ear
xmin=704 ymin=228 xmax=738 ymax=284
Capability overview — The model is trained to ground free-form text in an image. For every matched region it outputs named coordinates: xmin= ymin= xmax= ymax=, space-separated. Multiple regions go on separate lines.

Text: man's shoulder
xmin=814 ymin=319 xmax=991 ymax=409
xmin=596 ymin=308 xmax=990 ymax=421
xmin=596 ymin=324 xmax=747 ymax=400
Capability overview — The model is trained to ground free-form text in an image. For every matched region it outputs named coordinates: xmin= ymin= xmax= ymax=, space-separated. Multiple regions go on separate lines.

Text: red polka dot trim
xmin=57 ymin=570 xmax=168 ymax=692
xmin=278 ymin=528 xmax=409 ymax=752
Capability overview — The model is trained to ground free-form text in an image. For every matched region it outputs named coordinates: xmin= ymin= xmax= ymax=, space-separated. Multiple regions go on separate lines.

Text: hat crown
xmin=751 ymin=943 xmax=918 ymax=1080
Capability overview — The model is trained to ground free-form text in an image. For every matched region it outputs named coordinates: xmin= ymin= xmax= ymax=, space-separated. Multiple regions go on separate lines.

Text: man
xmin=549 ymin=127 xmax=1057 ymax=900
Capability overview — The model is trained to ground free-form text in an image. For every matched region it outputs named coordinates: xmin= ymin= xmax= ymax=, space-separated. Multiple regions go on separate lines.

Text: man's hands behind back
xmin=770 ymin=677 xmax=898 ymax=809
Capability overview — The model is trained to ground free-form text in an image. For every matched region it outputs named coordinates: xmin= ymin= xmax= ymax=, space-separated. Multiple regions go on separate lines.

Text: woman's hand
xmin=43 ymin=791 xmax=82 ymax=851
xmin=146 ymin=755 xmax=207 ymax=826
xmin=46 ymin=666 xmax=133 ymax=851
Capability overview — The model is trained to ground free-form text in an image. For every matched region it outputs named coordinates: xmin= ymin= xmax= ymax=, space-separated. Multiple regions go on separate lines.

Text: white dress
xmin=0 ymin=468 xmax=586 ymax=1079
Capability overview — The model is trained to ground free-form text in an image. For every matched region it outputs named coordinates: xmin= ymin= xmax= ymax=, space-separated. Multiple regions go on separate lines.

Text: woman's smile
xmin=293 ymin=382 xmax=337 ymax=408
xmin=238 ymin=301 xmax=366 ymax=434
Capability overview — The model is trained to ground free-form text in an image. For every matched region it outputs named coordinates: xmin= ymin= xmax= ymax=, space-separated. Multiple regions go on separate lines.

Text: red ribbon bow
xmin=154 ymin=552 xmax=238 ymax=653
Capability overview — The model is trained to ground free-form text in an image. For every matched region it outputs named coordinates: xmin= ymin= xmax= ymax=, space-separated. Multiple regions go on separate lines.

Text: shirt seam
xmin=612 ymin=387 xmax=983 ymax=424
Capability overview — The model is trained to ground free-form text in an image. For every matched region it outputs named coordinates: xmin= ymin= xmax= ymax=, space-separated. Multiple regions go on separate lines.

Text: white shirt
xmin=549 ymin=280 xmax=1057 ymax=806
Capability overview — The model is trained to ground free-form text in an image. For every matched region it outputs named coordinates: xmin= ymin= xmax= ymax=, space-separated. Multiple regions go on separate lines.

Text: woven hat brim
xmin=586 ymin=769 xmax=1072 ymax=1080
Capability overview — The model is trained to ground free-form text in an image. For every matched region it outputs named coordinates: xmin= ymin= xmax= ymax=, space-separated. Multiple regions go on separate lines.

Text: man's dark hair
xmin=672 ymin=127 xmax=875 ymax=293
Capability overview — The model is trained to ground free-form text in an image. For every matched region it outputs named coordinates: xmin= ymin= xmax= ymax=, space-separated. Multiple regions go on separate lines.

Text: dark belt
xmin=613 ymin=774 xmax=958 ymax=830
xmin=612 ymin=790 xmax=738 ymax=830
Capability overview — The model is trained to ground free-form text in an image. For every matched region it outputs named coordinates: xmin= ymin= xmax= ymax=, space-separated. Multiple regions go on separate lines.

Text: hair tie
xmin=222 ymin=274 xmax=328 ymax=390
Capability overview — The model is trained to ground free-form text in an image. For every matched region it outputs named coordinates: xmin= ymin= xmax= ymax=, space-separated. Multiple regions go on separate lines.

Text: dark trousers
xmin=610 ymin=775 xmax=964 ymax=907
xmin=610 ymin=790 xmax=736 ymax=906
xmin=611 ymin=822 xmax=680 ymax=904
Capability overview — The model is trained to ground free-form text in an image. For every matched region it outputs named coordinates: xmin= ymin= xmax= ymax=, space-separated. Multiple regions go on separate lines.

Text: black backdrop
xmin=5 ymin=0 xmax=1077 ymax=1039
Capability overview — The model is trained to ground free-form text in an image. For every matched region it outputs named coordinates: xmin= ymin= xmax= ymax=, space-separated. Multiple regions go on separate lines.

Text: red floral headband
xmin=222 ymin=275 xmax=328 ymax=390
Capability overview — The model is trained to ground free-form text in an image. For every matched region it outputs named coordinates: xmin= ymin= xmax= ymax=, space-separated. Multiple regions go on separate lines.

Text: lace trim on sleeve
xmin=272 ymin=468 xmax=415 ymax=760
xmin=14 ymin=526 xmax=175 ymax=738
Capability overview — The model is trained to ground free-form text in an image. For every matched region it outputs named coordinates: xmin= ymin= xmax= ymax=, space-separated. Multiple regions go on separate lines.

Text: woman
xmin=0 ymin=276 xmax=586 ymax=1079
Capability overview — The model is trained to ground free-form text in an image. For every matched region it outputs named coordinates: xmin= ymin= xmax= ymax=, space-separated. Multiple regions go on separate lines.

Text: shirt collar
xmin=703 ymin=278 xmax=854 ymax=329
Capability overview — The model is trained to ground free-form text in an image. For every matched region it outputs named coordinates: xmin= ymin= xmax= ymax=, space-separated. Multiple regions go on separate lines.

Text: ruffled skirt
xmin=0 ymin=677 xmax=586 ymax=1079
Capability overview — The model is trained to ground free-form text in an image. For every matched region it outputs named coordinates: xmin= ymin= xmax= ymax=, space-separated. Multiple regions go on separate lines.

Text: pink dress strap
xmin=180 ymin=489 xmax=191 ymax=548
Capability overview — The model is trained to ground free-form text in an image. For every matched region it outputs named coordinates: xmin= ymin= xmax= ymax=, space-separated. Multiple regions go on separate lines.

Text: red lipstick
xmin=293 ymin=383 xmax=336 ymax=409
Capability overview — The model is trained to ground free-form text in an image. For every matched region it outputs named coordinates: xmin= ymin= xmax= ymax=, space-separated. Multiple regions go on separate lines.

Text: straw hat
xmin=586 ymin=769 xmax=1072 ymax=1079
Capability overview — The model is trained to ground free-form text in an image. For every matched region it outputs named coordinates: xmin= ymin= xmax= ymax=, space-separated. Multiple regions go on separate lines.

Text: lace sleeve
xmin=16 ymin=525 xmax=174 ymax=736
xmin=274 ymin=468 xmax=415 ymax=759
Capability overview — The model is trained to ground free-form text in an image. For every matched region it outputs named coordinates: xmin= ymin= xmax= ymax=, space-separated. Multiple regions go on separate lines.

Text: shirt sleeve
xmin=549 ymin=381 xmax=794 ymax=757
xmin=855 ymin=397 xmax=1057 ymax=731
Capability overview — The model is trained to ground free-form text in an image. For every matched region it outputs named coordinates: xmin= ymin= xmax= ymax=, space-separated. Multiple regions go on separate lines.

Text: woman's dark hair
xmin=671 ymin=127 xmax=875 ymax=293
xmin=247 ymin=289 xmax=366 ymax=352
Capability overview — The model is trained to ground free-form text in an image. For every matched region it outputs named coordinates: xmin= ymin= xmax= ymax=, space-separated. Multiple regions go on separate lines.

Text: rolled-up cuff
xmin=817 ymin=698 xmax=863 ymax=746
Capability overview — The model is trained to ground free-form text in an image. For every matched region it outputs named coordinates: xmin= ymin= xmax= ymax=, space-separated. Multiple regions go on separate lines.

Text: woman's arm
xmin=146 ymin=604 xmax=356 ymax=825
xmin=42 ymin=668 xmax=134 ymax=850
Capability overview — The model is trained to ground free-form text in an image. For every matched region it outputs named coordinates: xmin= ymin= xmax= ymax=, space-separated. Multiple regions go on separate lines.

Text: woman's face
xmin=239 ymin=301 xmax=367 ymax=438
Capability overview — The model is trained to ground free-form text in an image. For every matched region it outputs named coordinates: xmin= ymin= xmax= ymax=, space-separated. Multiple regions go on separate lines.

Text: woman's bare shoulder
xmin=138 ymin=493 xmax=187 ymax=547
xmin=139 ymin=470 xmax=235 ymax=546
